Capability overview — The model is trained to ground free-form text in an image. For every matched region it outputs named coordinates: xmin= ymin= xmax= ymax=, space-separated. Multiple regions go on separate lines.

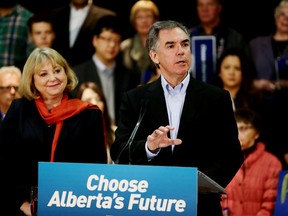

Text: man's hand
xmin=147 ymin=125 xmax=182 ymax=152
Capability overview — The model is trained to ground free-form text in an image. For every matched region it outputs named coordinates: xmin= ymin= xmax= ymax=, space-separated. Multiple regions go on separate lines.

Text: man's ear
xmin=92 ymin=35 xmax=98 ymax=48
xmin=149 ymin=50 xmax=159 ymax=65
xmin=28 ymin=33 xmax=33 ymax=42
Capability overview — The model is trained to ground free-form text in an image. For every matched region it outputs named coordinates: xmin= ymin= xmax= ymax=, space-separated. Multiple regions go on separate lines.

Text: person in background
xmin=213 ymin=48 xmax=264 ymax=113
xmin=73 ymin=15 xmax=139 ymax=126
xmin=110 ymin=20 xmax=243 ymax=216
xmin=27 ymin=12 xmax=55 ymax=50
xmin=221 ymin=108 xmax=282 ymax=216
xmin=50 ymin=0 xmax=116 ymax=67
xmin=121 ymin=0 xmax=160 ymax=85
xmin=0 ymin=47 xmax=107 ymax=215
xmin=76 ymin=81 xmax=116 ymax=164
xmin=191 ymin=0 xmax=252 ymax=64
xmin=0 ymin=66 xmax=22 ymax=123
xmin=249 ymin=0 xmax=288 ymax=170
xmin=249 ymin=0 xmax=288 ymax=93
xmin=0 ymin=0 xmax=33 ymax=69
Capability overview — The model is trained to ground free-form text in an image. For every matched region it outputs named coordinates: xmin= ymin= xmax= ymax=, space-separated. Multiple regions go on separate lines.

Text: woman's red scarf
xmin=35 ymin=94 xmax=99 ymax=162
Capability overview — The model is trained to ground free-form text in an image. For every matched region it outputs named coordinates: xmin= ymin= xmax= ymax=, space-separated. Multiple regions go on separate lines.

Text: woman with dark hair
xmin=213 ymin=47 xmax=264 ymax=112
xmin=76 ymin=81 xmax=116 ymax=164
xmin=221 ymin=108 xmax=282 ymax=216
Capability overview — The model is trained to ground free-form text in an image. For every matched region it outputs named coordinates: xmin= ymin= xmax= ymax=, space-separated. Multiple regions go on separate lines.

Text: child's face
xmin=237 ymin=121 xmax=259 ymax=151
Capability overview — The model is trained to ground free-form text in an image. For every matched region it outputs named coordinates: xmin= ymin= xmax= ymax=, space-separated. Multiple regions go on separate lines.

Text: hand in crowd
xmin=147 ymin=125 xmax=182 ymax=152
xmin=253 ymin=79 xmax=276 ymax=92
xmin=275 ymin=80 xmax=288 ymax=90
xmin=20 ymin=201 xmax=31 ymax=216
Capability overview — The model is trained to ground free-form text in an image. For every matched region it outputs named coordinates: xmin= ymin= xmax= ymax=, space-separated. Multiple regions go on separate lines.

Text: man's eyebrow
xmin=165 ymin=41 xmax=175 ymax=45
xmin=182 ymin=39 xmax=190 ymax=43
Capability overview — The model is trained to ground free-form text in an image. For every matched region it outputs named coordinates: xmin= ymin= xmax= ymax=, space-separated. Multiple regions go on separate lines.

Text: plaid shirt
xmin=0 ymin=4 xmax=33 ymax=69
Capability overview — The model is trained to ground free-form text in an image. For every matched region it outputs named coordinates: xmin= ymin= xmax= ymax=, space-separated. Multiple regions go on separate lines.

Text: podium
xmin=38 ymin=162 xmax=226 ymax=216
xmin=198 ymin=170 xmax=226 ymax=194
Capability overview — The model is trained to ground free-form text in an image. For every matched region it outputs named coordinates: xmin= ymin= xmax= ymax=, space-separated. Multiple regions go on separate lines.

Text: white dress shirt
xmin=69 ymin=3 xmax=90 ymax=47
xmin=146 ymin=73 xmax=190 ymax=159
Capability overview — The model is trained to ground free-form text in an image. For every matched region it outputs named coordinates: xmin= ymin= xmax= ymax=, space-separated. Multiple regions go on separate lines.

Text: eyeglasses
xmin=0 ymin=86 xmax=19 ymax=92
xmin=237 ymin=125 xmax=254 ymax=132
xmin=98 ymin=36 xmax=121 ymax=45
xmin=278 ymin=12 xmax=288 ymax=18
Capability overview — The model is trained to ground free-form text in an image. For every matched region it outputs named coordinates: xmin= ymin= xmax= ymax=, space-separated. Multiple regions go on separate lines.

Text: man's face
xmin=30 ymin=22 xmax=55 ymax=48
xmin=149 ymin=27 xmax=192 ymax=79
xmin=93 ymin=30 xmax=121 ymax=63
xmin=0 ymin=72 xmax=21 ymax=112
xmin=197 ymin=0 xmax=222 ymax=25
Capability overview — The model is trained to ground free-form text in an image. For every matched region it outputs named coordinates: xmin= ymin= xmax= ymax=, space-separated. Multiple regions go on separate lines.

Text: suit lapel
xmin=176 ymin=78 xmax=206 ymax=141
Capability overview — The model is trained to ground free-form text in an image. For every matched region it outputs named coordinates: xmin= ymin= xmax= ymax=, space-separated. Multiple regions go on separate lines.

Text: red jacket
xmin=221 ymin=142 xmax=282 ymax=216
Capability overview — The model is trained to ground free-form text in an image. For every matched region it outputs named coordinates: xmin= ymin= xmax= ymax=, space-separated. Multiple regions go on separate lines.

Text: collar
xmin=0 ymin=112 xmax=4 ymax=120
xmin=70 ymin=2 xmax=91 ymax=13
xmin=93 ymin=55 xmax=115 ymax=75
xmin=161 ymin=73 xmax=190 ymax=96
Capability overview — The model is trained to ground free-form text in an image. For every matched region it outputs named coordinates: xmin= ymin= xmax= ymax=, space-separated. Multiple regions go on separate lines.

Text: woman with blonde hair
xmin=121 ymin=0 xmax=160 ymax=84
xmin=0 ymin=47 xmax=107 ymax=215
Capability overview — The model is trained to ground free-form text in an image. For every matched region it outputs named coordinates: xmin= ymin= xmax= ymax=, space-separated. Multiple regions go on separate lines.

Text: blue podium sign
xmin=38 ymin=162 xmax=198 ymax=216
xmin=274 ymin=170 xmax=288 ymax=216
xmin=191 ymin=35 xmax=216 ymax=84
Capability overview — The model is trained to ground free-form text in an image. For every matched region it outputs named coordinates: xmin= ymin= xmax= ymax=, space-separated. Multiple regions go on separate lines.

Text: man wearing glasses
xmin=0 ymin=66 xmax=21 ymax=123
xmin=73 ymin=15 xmax=139 ymax=126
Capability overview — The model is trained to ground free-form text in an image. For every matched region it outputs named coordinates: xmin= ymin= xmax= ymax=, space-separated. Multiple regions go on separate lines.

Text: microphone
xmin=115 ymin=100 xmax=147 ymax=164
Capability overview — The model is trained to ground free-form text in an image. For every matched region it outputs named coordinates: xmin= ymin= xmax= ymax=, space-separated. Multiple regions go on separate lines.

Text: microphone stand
xmin=115 ymin=101 xmax=147 ymax=164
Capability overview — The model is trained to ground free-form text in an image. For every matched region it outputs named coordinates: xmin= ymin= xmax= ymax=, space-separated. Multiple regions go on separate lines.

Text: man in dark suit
xmin=50 ymin=0 xmax=116 ymax=66
xmin=110 ymin=20 xmax=243 ymax=216
xmin=190 ymin=0 xmax=253 ymax=84
xmin=72 ymin=15 xmax=139 ymax=126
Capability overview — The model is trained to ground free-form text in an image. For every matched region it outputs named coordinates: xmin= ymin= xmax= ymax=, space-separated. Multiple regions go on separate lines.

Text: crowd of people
xmin=0 ymin=0 xmax=287 ymax=215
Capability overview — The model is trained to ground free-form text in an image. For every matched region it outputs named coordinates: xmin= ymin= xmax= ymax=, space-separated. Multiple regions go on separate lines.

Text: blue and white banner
xmin=274 ymin=170 xmax=288 ymax=216
xmin=191 ymin=35 xmax=216 ymax=84
xmin=38 ymin=162 xmax=198 ymax=216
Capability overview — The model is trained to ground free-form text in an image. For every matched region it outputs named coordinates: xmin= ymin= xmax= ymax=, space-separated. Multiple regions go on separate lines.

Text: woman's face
xmin=275 ymin=5 xmax=288 ymax=34
xmin=219 ymin=55 xmax=242 ymax=89
xmin=134 ymin=9 xmax=156 ymax=36
xmin=81 ymin=88 xmax=104 ymax=112
xmin=33 ymin=61 xmax=67 ymax=100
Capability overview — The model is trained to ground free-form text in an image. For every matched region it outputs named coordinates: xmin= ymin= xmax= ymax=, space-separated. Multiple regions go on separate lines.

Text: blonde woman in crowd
xmin=121 ymin=0 xmax=159 ymax=85
xmin=0 ymin=48 xmax=107 ymax=215
xmin=250 ymin=0 xmax=288 ymax=92
xmin=250 ymin=0 xmax=288 ymax=170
